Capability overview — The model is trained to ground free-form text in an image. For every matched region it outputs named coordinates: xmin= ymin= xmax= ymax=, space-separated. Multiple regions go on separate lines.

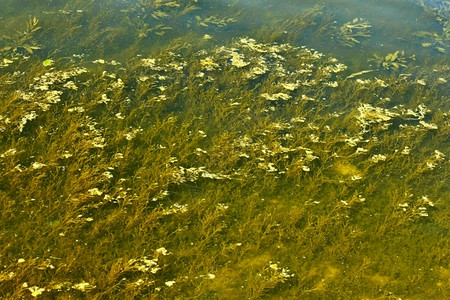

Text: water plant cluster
xmin=337 ymin=18 xmax=371 ymax=47
xmin=0 ymin=0 xmax=449 ymax=299
xmin=416 ymin=0 xmax=450 ymax=53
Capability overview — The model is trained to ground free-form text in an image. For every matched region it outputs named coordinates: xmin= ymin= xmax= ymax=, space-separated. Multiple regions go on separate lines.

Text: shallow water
xmin=0 ymin=0 xmax=449 ymax=299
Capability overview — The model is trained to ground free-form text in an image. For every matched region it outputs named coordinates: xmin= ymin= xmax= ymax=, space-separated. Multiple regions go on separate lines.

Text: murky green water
xmin=0 ymin=0 xmax=448 ymax=299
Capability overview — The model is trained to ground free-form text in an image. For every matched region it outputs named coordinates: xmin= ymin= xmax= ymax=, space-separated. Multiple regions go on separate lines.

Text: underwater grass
xmin=0 ymin=1 xmax=449 ymax=299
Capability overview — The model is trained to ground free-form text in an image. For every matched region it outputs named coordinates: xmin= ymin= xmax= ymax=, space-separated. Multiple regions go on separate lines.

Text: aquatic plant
xmin=0 ymin=17 xmax=41 ymax=54
xmin=415 ymin=0 xmax=450 ymax=53
xmin=195 ymin=15 xmax=236 ymax=28
xmin=0 ymin=1 xmax=448 ymax=299
xmin=368 ymin=50 xmax=415 ymax=70
xmin=337 ymin=17 xmax=371 ymax=47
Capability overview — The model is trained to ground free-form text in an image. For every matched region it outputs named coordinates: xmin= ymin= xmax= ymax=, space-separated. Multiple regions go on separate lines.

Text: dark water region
xmin=1 ymin=0 xmax=448 ymax=61
xmin=0 ymin=0 xmax=449 ymax=299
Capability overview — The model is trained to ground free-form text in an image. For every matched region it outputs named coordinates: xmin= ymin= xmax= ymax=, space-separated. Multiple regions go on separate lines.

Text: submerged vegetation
xmin=0 ymin=17 xmax=42 ymax=54
xmin=416 ymin=0 xmax=450 ymax=53
xmin=337 ymin=18 xmax=371 ymax=47
xmin=0 ymin=0 xmax=449 ymax=299
xmin=368 ymin=50 xmax=416 ymax=70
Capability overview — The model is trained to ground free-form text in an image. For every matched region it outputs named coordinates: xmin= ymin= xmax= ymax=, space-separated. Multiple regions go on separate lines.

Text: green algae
xmin=0 ymin=17 xmax=42 ymax=54
xmin=338 ymin=18 xmax=372 ymax=47
xmin=0 ymin=1 xmax=449 ymax=299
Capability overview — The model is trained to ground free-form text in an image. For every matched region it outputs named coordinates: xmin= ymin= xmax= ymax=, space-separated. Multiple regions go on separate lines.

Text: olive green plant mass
xmin=0 ymin=0 xmax=448 ymax=299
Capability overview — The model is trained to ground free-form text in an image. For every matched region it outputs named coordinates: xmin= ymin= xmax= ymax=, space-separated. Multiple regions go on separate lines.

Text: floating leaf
xmin=43 ymin=59 xmax=54 ymax=67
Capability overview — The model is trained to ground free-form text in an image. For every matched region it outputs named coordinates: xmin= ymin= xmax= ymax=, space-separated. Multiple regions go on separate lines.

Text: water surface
xmin=0 ymin=0 xmax=448 ymax=299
